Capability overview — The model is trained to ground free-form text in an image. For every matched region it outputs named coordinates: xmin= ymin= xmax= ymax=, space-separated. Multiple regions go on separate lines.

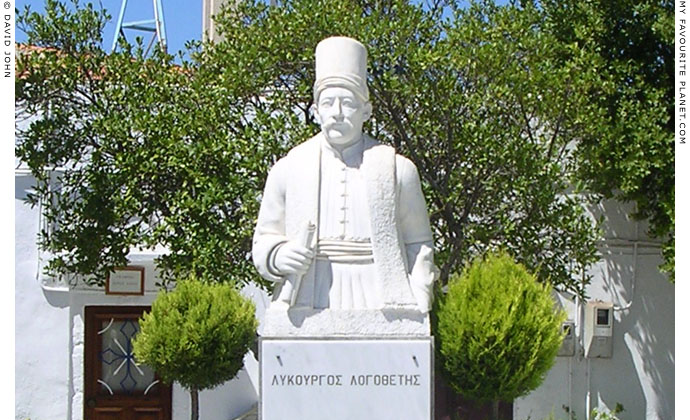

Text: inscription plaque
xmin=260 ymin=338 xmax=433 ymax=420
xmin=105 ymin=266 xmax=145 ymax=295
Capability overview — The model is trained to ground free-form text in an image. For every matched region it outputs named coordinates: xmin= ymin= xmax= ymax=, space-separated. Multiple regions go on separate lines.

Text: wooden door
xmin=84 ymin=306 xmax=172 ymax=420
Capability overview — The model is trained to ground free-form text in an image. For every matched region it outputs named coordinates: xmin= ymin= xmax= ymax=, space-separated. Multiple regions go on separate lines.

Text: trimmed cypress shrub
xmin=436 ymin=251 xmax=566 ymax=413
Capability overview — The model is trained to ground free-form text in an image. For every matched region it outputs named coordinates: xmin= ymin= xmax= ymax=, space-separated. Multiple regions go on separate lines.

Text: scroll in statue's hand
xmin=273 ymin=241 xmax=314 ymax=275
xmin=410 ymin=282 xmax=433 ymax=314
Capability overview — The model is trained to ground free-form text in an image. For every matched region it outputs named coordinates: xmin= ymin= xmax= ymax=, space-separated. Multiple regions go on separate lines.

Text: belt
xmin=316 ymin=239 xmax=374 ymax=263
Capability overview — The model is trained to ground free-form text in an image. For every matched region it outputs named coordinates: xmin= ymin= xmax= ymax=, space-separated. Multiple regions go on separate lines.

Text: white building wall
xmin=202 ymin=0 xmax=230 ymax=41
xmin=514 ymin=200 xmax=675 ymax=420
xmin=15 ymin=172 xmax=71 ymax=420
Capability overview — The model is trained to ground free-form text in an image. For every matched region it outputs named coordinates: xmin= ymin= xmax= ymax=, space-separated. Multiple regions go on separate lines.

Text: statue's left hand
xmin=410 ymin=282 xmax=433 ymax=314
xmin=406 ymin=242 xmax=439 ymax=314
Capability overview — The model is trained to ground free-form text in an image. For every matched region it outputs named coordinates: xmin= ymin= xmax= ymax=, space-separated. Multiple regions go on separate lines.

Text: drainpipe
xmin=569 ymin=288 xmax=582 ymax=420
xmin=585 ymin=358 xmax=591 ymax=420
xmin=567 ymin=356 xmax=573 ymax=419
xmin=576 ymin=267 xmax=589 ymax=420
xmin=613 ymin=221 xmax=639 ymax=312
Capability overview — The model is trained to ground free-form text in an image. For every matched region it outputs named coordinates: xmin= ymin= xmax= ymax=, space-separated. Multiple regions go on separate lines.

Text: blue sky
xmin=14 ymin=0 xmax=511 ymax=58
xmin=15 ymin=0 xmax=203 ymax=57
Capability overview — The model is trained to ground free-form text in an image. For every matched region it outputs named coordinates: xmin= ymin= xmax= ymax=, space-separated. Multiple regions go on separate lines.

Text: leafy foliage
xmin=18 ymin=0 xmax=676 ymax=298
xmin=16 ymin=0 xmax=283 ymax=287
xmin=590 ymin=403 xmax=624 ymax=420
xmin=538 ymin=402 xmax=625 ymax=420
xmin=540 ymin=0 xmax=674 ymax=279
xmin=436 ymin=251 xmax=566 ymax=403
xmin=191 ymin=0 xmax=600 ymax=295
xmin=132 ymin=277 xmax=258 ymax=391
xmin=413 ymin=1 xmax=600 ymax=292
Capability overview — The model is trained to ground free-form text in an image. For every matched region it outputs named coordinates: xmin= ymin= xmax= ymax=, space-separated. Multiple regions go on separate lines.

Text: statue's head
xmin=311 ymin=37 xmax=372 ymax=149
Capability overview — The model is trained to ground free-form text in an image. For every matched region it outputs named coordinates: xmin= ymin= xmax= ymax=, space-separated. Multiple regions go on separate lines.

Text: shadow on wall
xmin=42 ymin=286 xmax=70 ymax=308
xmin=607 ymin=256 xmax=673 ymax=419
xmin=196 ymin=362 xmax=259 ymax=420
xmin=589 ymin=199 xmax=674 ymax=418
xmin=588 ymin=199 xmax=652 ymax=241
xmin=15 ymin=172 xmax=34 ymax=202
xmin=16 ymin=172 xmax=70 ymax=309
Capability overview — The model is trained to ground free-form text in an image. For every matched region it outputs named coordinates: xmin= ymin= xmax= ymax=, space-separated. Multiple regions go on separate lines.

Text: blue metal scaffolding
xmin=111 ymin=0 xmax=168 ymax=55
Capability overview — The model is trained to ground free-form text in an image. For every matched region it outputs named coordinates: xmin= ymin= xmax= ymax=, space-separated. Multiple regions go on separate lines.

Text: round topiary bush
xmin=436 ymin=251 xmax=566 ymax=413
xmin=132 ymin=277 xmax=258 ymax=420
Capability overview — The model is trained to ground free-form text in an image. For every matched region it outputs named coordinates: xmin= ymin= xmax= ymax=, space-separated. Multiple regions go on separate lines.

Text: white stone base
xmin=260 ymin=338 xmax=433 ymax=420
xmin=259 ymin=307 xmax=430 ymax=337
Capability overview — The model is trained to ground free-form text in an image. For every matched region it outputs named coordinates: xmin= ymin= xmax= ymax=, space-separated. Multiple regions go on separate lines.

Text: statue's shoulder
xmin=362 ymin=135 xmax=410 ymax=160
xmin=286 ymin=134 xmax=321 ymax=160
xmin=395 ymin=154 xmax=418 ymax=171
xmin=391 ymin=151 xmax=420 ymax=184
xmin=362 ymin=134 xmax=418 ymax=174
xmin=269 ymin=135 xmax=320 ymax=175
xmin=363 ymin=135 xmax=399 ymax=160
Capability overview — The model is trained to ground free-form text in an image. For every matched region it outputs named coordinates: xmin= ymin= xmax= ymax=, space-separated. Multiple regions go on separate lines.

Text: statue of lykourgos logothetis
xmin=252 ymin=36 xmax=438 ymax=313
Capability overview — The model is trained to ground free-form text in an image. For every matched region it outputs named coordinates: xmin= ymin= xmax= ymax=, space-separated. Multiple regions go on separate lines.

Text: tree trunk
xmin=490 ymin=400 xmax=500 ymax=420
xmin=190 ymin=388 xmax=199 ymax=420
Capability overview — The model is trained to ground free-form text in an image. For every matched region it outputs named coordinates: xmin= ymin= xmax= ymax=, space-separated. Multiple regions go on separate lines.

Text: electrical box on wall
xmin=584 ymin=301 xmax=614 ymax=358
xmin=557 ymin=321 xmax=575 ymax=357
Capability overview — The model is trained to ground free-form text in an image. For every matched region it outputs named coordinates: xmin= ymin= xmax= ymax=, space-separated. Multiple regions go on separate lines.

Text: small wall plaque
xmin=106 ymin=266 xmax=145 ymax=295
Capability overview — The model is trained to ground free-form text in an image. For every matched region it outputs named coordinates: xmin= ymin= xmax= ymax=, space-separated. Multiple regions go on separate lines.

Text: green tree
xmin=16 ymin=0 xmax=284 ymax=287
xmin=541 ymin=0 xmax=675 ymax=280
xmin=17 ymin=0 xmax=623 ymax=298
xmin=185 ymin=0 xmax=600 ymax=295
xmin=132 ymin=277 xmax=258 ymax=420
xmin=436 ymin=251 xmax=567 ymax=420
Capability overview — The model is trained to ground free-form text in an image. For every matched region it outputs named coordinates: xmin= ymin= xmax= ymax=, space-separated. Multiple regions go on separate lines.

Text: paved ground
xmin=233 ymin=404 xmax=258 ymax=420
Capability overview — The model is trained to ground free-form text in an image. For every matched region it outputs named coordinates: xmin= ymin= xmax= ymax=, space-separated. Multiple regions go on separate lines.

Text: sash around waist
xmin=316 ymin=239 xmax=374 ymax=263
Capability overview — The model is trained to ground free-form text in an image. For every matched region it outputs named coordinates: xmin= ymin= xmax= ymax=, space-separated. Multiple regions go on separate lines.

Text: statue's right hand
xmin=273 ymin=241 xmax=314 ymax=275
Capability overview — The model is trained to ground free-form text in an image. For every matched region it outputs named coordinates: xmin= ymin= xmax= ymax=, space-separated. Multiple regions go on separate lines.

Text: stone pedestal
xmin=259 ymin=308 xmax=433 ymax=419
xmin=260 ymin=307 xmax=430 ymax=337
xmin=260 ymin=337 xmax=433 ymax=420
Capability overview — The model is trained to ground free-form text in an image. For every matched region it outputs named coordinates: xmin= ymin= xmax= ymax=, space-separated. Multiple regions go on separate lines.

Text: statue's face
xmin=313 ymin=86 xmax=372 ymax=148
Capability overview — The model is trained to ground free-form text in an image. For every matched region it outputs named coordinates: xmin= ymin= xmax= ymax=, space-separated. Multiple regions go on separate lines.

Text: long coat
xmin=252 ymin=133 xmax=437 ymax=311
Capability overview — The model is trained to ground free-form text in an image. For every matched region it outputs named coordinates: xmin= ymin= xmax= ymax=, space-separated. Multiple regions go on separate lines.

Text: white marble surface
xmin=252 ymin=36 xmax=438 ymax=318
xmin=260 ymin=338 xmax=432 ymax=420
xmin=259 ymin=307 xmax=430 ymax=337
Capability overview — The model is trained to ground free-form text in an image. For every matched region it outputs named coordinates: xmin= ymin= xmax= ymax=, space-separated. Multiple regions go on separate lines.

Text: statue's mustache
xmin=323 ymin=120 xmax=352 ymax=128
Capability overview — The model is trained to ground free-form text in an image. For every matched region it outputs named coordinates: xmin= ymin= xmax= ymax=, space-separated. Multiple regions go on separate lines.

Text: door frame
xmin=84 ymin=305 xmax=172 ymax=420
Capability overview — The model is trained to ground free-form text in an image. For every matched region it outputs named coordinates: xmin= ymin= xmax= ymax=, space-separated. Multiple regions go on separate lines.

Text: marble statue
xmin=252 ymin=36 xmax=438 ymax=315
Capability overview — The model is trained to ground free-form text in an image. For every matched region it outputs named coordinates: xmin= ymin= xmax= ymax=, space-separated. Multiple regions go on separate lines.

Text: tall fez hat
xmin=314 ymin=36 xmax=370 ymax=102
